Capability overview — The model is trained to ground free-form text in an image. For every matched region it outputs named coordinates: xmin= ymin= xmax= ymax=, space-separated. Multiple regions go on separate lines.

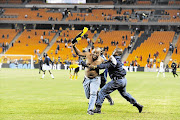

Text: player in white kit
xmin=157 ymin=60 xmax=165 ymax=77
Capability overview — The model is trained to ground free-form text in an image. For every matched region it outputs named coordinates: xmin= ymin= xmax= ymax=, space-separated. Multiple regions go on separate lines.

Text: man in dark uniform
xmin=39 ymin=57 xmax=44 ymax=74
xmin=171 ymin=60 xmax=178 ymax=77
xmin=42 ymin=53 xmax=54 ymax=79
xmin=99 ymin=48 xmax=114 ymax=105
xmin=89 ymin=48 xmax=143 ymax=113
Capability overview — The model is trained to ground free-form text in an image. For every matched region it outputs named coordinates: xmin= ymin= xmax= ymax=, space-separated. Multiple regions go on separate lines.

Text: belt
xmin=113 ymin=76 xmax=124 ymax=81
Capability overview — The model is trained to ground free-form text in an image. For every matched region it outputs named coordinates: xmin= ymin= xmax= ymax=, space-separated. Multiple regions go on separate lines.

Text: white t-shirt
xmin=159 ymin=62 xmax=164 ymax=72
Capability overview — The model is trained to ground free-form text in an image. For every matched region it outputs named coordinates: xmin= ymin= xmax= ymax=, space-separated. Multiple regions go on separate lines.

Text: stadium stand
xmin=170 ymin=36 xmax=180 ymax=65
xmin=0 ymin=8 xmax=63 ymax=21
xmin=126 ymin=31 xmax=175 ymax=67
xmin=28 ymin=0 xmax=44 ymax=4
xmin=5 ymin=29 xmax=56 ymax=59
xmin=8 ymin=0 xmax=23 ymax=4
xmin=94 ymin=30 xmax=134 ymax=57
xmin=137 ymin=1 xmax=151 ymax=5
xmin=0 ymin=29 xmax=18 ymax=53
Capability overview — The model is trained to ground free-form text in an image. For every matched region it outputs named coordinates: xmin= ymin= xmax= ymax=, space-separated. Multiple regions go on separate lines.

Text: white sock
xmin=157 ymin=72 xmax=159 ymax=77
xmin=51 ymin=74 xmax=54 ymax=79
xmin=163 ymin=73 xmax=165 ymax=77
xmin=42 ymin=74 xmax=45 ymax=78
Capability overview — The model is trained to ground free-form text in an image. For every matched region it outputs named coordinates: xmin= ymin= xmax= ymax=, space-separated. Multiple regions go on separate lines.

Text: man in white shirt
xmin=157 ymin=60 xmax=165 ymax=77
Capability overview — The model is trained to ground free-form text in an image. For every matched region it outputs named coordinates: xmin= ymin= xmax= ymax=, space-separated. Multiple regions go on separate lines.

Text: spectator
xmin=153 ymin=57 xmax=156 ymax=63
xmin=7 ymin=34 xmax=9 ymax=39
xmin=163 ymin=48 xmax=166 ymax=53
xmin=40 ymin=35 xmax=43 ymax=41
xmin=122 ymin=36 xmax=124 ymax=40
xmin=101 ymin=40 xmax=103 ymax=44
xmin=177 ymin=12 xmax=179 ymax=17
xmin=65 ymin=43 xmax=68 ymax=48
xmin=2 ymin=34 xmax=5 ymax=38
xmin=175 ymin=48 xmax=177 ymax=54
xmin=51 ymin=50 xmax=53 ymax=55
xmin=116 ymin=41 xmax=119 ymax=45
xmin=36 ymin=49 xmax=40 ymax=54
xmin=157 ymin=58 xmax=160 ymax=63
xmin=135 ymin=56 xmax=138 ymax=61
xmin=149 ymin=53 xmax=151 ymax=58
xmin=127 ymin=44 xmax=132 ymax=53
xmin=57 ymin=44 xmax=60 ymax=51
xmin=126 ymin=35 xmax=127 ymax=40
xmin=55 ymin=49 xmax=58 ymax=54
xmin=147 ymin=57 xmax=150 ymax=64
xmin=156 ymin=51 xmax=159 ymax=57
xmin=98 ymin=38 xmax=101 ymax=43
xmin=140 ymin=55 xmax=142 ymax=61
xmin=111 ymin=41 xmax=113 ymax=45
xmin=43 ymin=31 xmax=45 ymax=36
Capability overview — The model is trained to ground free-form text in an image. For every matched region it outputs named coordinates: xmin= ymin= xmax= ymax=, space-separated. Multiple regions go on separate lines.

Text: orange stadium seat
xmin=5 ymin=29 xmax=56 ymax=59
xmin=0 ymin=29 xmax=18 ymax=53
xmin=137 ymin=1 xmax=151 ymax=5
xmin=66 ymin=9 xmax=121 ymax=22
xmin=8 ymin=0 xmax=22 ymax=4
xmin=94 ymin=30 xmax=135 ymax=58
xmin=158 ymin=10 xmax=180 ymax=22
xmin=0 ymin=8 xmax=62 ymax=21
xmin=29 ymin=0 xmax=44 ymax=4
xmin=126 ymin=31 xmax=175 ymax=67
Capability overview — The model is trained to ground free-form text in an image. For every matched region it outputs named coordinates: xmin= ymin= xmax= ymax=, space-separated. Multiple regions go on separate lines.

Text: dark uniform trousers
xmin=96 ymin=77 xmax=137 ymax=106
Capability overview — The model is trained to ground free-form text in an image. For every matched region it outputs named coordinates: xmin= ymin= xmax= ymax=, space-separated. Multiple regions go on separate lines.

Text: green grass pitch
xmin=0 ymin=68 xmax=180 ymax=120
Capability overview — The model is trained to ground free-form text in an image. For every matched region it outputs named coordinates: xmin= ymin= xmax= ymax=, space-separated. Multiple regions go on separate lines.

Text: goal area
xmin=0 ymin=54 xmax=34 ymax=69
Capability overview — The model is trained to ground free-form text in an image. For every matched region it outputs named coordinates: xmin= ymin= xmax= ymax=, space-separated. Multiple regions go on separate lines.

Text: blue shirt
xmin=44 ymin=56 xmax=52 ymax=66
xmin=97 ymin=56 xmax=126 ymax=79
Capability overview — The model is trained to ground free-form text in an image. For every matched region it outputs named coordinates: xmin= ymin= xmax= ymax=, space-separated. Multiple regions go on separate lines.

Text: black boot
xmin=133 ymin=103 xmax=143 ymax=113
xmin=93 ymin=105 xmax=101 ymax=114
xmin=106 ymin=95 xmax=114 ymax=105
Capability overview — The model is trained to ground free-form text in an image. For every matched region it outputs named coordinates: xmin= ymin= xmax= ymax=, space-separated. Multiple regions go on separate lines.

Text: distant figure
xmin=171 ymin=60 xmax=178 ymax=77
xmin=157 ymin=60 xmax=165 ymax=77
xmin=42 ymin=54 xmax=54 ymax=79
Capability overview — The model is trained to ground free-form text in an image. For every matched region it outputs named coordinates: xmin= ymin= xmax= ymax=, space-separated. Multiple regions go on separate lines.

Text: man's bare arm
xmin=72 ymin=44 xmax=87 ymax=57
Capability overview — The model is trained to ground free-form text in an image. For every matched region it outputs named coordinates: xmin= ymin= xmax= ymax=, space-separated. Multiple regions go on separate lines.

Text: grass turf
xmin=0 ymin=68 xmax=180 ymax=120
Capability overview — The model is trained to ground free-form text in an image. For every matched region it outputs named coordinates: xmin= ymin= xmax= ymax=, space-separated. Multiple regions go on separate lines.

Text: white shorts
xmin=159 ymin=68 xmax=164 ymax=72
xmin=42 ymin=64 xmax=51 ymax=71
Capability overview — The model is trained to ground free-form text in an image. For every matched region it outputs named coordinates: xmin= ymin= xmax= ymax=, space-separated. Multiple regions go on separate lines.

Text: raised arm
xmin=72 ymin=44 xmax=87 ymax=57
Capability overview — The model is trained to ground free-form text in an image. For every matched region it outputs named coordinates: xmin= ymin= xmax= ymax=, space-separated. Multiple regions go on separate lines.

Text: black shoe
xmin=93 ymin=108 xmax=101 ymax=114
xmin=94 ymin=104 xmax=101 ymax=113
xmin=110 ymin=100 xmax=114 ymax=105
xmin=133 ymin=103 xmax=143 ymax=113
xmin=87 ymin=110 xmax=94 ymax=115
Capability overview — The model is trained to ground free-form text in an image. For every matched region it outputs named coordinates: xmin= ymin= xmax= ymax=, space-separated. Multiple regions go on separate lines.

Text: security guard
xmin=89 ymin=48 xmax=143 ymax=113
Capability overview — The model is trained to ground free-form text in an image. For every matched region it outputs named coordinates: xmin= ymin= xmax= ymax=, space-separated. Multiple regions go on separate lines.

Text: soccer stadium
xmin=0 ymin=0 xmax=180 ymax=119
